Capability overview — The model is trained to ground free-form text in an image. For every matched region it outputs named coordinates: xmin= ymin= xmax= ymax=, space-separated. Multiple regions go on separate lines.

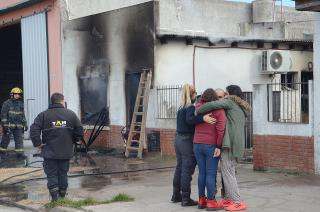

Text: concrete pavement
xmin=2 ymin=141 xmax=320 ymax=212
xmin=71 ymin=164 xmax=320 ymax=212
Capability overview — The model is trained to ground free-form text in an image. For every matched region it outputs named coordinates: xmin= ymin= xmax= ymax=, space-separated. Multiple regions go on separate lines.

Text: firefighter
xmin=0 ymin=87 xmax=28 ymax=157
xmin=30 ymin=93 xmax=83 ymax=201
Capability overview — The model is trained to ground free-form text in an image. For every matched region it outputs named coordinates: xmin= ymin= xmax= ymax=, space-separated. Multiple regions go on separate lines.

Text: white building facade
xmin=58 ymin=0 xmax=317 ymax=173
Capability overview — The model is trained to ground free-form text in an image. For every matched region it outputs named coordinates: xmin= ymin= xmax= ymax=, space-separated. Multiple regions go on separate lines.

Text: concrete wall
xmin=64 ymin=0 xmax=152 ymax=19
xmin=158 ymin=0 xmax=251 ymax=37
xmin=148 ymin=39 xmax=312 ymax=129
xmin=157 ymin=0 xmax=314 ymax=40
xmin=61 ymin=2 xmax=155 ymax=126
xmin=63 ymin=0 xmax=314 ymax=40
xmin=253 ymin=83 xmax=313 ymax=137
xmin=313 ymin=13 xmax=320 ymax=174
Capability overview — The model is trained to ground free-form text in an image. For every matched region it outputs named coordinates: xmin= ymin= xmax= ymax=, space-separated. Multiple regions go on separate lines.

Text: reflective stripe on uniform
xmin=15 ymin=149 xmax=24 ymax=152
xmin=0 ymin=147 xmax=8 ymax=151
xmin=9 ymin=124 xmax=16 ymax=128
xmin=8 ymin=111 xmax=23 ymax=115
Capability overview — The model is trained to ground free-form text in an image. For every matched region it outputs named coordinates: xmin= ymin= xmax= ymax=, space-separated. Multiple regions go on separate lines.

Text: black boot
xmin=171 ymin=187 xmax=182 ymax=203
xmin=16 ymin=153 xmax=27 ymax=159
xmin=59 ymin=189 xmax=67 ymax=198
xmin=181 ymin=192 xmax=198 ymax=207
xmin=50 ymin=190 xmax=59 ymax=202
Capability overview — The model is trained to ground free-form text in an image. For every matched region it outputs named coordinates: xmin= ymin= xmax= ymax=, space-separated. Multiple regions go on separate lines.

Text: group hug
xmin=171 ymin=84 xmax=251 ymax=211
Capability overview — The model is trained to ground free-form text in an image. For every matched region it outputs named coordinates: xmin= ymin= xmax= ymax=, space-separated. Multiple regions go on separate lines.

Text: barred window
xmin=157 ymin=85 xmax=182 ymax=119
xmin=267 ymin=74 xmax=312 ymax=124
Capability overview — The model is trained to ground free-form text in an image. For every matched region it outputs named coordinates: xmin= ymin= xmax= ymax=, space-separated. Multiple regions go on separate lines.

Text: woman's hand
xmin=203 ymin=114 xmax=216 ymax=124
xmin=213 ymin=148 xmax=221 ymax=157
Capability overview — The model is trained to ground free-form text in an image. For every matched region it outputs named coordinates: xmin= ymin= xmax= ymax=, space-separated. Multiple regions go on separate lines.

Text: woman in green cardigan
xmin=196 ymin=85 xmax=251 ymax=211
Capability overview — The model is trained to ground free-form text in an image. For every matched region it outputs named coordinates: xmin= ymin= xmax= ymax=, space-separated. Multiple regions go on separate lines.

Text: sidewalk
xmin=2 ymin=141 xmax=320 ymax=212
xmin=63 ymin=163 xmax=320 ymax=212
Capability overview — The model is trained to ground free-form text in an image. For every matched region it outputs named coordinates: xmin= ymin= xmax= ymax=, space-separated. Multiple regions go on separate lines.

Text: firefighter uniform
xmin=0 ymin=87 xmax=27 ymax=154
xmin=30 ymin=93 xmax=83 ymax=201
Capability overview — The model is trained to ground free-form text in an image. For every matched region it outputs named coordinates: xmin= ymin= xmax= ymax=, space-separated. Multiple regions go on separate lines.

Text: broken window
xmin=77 ymin=58 xmax=109 ymax=125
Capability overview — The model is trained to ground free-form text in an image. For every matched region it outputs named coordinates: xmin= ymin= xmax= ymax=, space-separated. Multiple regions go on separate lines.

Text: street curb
xmin=46 ymin=206 xmax=91 ymax=212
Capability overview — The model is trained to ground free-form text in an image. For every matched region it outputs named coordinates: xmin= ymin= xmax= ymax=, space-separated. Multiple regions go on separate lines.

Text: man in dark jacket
xmin=0 ymin=87 xmax=28 ymax=157
xmin=30 ymin=93 xmax=83 ymax=201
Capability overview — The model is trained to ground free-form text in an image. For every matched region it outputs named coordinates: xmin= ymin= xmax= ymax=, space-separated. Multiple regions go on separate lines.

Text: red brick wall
xmin=253 ymin=135 xmax=314 ymax=174
xmin=86 ymin=125 xmax=177 ymax=156
xmin=158 ymin=128 xmax=176 ymax=156
xmin=87 ymin=125 xmax=125 ymax=149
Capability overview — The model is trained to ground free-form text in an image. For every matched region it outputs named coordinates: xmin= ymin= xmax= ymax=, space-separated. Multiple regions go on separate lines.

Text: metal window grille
xmin=243 ymin=92 xmax=253 ymax=149
xmin=157 ymin=85 xmax=182 ymax=119
xmin=267 ymin=78 xmax=310 ymax=124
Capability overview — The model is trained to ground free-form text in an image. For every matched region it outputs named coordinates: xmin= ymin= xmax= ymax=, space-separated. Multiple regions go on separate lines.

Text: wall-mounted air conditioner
xmin=261 ymin=50 xmax=292 ymax=74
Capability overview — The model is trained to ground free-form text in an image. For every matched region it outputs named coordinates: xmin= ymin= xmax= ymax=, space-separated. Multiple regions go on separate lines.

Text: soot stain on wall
xmin=69 ymin=2 xmax=155 ymax=124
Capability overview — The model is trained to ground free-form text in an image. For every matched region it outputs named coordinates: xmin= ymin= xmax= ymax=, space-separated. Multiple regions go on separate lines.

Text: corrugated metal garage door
xmin=21 ymin=12 xmax=49 ymax=131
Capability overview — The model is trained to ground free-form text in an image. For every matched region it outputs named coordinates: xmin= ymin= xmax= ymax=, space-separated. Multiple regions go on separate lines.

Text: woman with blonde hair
xmin=171 ymin=84 xmax=215 ymax=207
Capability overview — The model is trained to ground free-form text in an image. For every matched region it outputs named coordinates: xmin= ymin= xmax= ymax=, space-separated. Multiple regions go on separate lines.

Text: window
xmin=267 ymin=77 xmax=310 ymax=124
xmin=157 ymin=85 xmax=182 ymax=119
xmin=280 ymin=72 xmax=298 ymax=90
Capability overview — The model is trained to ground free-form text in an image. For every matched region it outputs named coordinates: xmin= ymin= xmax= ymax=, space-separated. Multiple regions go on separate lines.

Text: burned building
xmin=0 ymin=0 xmax=318 ymax=173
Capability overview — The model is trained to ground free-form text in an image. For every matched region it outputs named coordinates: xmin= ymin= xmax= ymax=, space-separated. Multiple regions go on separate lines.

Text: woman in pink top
xmin=193 ymin=88 xmax=226 ymax=210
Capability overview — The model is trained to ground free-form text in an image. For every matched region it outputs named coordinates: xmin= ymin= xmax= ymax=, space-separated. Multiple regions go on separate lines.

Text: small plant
xmin=111 ymin=193 xmax=134 ymax=202
xmin=45 ymin=193 xmax=134 ymax=209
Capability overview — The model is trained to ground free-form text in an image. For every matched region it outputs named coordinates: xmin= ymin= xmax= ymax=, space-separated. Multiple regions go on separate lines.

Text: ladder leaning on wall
xmin=125 ymin=69 xmax=152 ymax=159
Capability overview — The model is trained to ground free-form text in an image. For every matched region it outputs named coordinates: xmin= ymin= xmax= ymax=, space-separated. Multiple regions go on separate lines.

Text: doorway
xmin=0 ymin=23 xmax=23 ymax=109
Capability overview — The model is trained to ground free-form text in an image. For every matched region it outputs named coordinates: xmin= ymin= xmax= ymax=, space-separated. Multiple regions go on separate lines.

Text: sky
xmin=228 ymin=0 xmax=295 ymax=7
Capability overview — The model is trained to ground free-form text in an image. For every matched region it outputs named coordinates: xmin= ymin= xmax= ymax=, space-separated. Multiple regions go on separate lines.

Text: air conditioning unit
xmin=261 ymin=50 xmax=292 ymax=74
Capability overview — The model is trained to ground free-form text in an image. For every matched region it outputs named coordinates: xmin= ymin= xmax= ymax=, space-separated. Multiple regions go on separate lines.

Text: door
xmin=125 ymin=72 xmax=141 ymax=125
xmin=21 ymin=12 xmax=49 ymax=132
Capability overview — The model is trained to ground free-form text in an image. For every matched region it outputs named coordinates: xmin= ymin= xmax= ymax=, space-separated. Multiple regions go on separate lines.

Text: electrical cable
xmin=8 ymin=165 xmax=176 ymax=186
xmin=0 ymin=169 xmax=42 ymax=184
xmin=79 ymin=107 xmax=108 ymax=151
xmin=89 ymin=108 xmax=108 ymax=146
xmin=26 ymin=160 xmax=43 ymax=166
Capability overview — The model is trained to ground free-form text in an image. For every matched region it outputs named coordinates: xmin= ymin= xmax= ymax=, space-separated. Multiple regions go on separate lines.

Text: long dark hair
xmin=226 ymin=85 xmax=244 ymax=99
xmin=201 ymin=88 xmax=218 ymax=102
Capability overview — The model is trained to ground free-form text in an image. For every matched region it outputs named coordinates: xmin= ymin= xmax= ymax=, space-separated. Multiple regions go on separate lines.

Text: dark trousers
xmin=194 ymin=144 xmax=219 ymax=199
xmin=0 ymin=128 xmax=24 ymax=150
xmin=43 ymin=158 xmax=70 ymax=194
xmin=172 ymin=133 xmax=196 ymax=195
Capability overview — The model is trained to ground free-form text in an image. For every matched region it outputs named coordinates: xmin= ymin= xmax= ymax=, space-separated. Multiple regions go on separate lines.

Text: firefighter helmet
xmin=10 ymin=87 xmax=23 ymax=94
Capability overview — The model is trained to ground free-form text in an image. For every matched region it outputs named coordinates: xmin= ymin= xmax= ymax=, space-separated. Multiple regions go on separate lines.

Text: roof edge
xmin=0 ymin=0 xmax=44 ymax=16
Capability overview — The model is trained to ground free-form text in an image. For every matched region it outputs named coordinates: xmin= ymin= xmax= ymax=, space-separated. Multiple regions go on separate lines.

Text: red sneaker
xmin=198 ymin=196 xmax=207 ymax=209
xmin=206 ymin=199 xmax=224 ymax=211
xmin=225 ymin=201 xmax=247 ymax=211
xmin=221 ymin=199 xmax=233 ymax=207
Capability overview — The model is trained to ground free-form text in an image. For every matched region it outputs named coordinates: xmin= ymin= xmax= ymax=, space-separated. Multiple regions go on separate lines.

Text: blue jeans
xmin=194 ymin=144 xmax=219 ymax=199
